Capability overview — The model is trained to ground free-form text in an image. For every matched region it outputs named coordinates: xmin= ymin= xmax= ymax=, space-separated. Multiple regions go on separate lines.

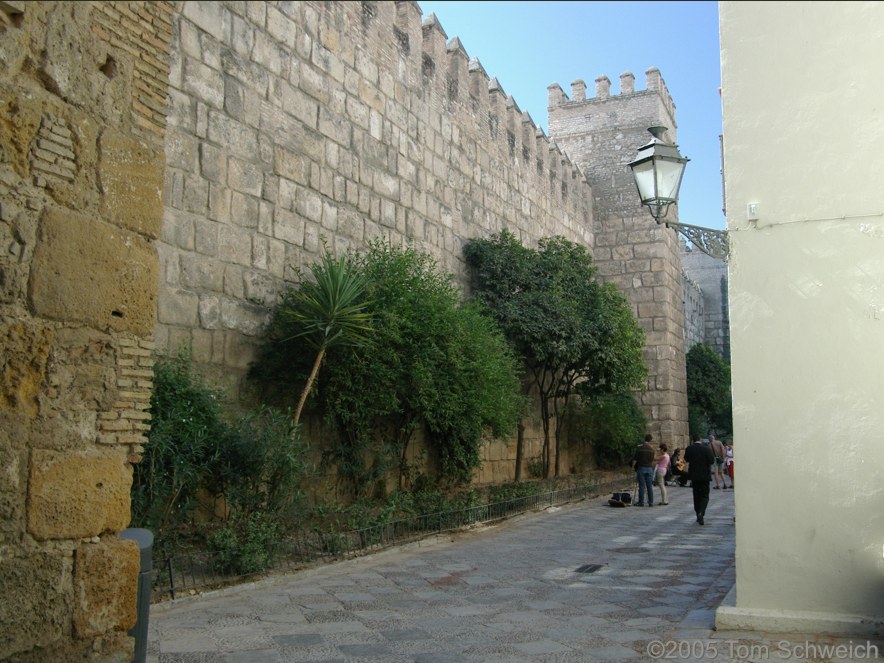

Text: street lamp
xmin=628 ymin=126 xmax=729 ymax=260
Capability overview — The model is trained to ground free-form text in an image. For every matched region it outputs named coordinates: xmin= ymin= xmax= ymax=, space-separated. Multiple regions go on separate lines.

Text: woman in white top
xmin=724 ymin=442 xmax=734 ymax=488
xmin=654 ymin=443 xmax=671 ymax=505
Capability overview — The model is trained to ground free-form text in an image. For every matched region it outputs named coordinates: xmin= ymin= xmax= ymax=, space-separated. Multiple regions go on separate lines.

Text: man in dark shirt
xmin=631 ymin=434 xmax=656 ymax=507
xmin=684 ymin=433 xmax=716 ymax=525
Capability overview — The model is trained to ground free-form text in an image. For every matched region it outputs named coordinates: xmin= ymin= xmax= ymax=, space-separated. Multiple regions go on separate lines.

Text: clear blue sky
xmin=416 ymin=1 xmax=725 ymax=230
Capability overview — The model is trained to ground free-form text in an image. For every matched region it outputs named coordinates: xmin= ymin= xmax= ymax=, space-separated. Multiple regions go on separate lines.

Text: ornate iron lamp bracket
xmin=663 ymin=220 xmax=729 ymax=261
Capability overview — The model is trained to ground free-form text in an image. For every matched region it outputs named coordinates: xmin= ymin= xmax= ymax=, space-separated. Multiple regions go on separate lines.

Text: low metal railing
xmin=151 ymin=475 xmax=629 ymax=602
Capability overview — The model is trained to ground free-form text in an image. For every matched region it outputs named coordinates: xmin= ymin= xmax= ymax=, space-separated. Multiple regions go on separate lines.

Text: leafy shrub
xmin=131 ymin=353 xmax=226 ymax=535
xmin=132 ymin=354 xmax=309 ymax=554
xmin=252 ymin=240 xmax=523 ymax=493
xmin=207 ymin=512 xmax=282 ymax=576
xmin=569 ymin=393 xmax=648 ymax=469
xmin=207 ymin=405 xmax=308 ymax=525
xmin=485 ymin=481 xmax=543 ymax=503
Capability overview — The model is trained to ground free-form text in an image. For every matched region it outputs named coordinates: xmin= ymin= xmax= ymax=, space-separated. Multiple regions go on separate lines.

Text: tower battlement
xmin=548 ymin=68 xmax=677 ymax=133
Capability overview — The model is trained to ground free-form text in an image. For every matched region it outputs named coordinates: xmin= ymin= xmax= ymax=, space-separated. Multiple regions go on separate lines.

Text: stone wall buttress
xmin=0 ymin=2 xmax=170 ymax=660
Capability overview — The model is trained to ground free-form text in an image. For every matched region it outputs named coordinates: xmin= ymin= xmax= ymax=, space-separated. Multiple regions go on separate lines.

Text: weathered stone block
xmin=29 ymin=207 xmax=158 ymax=336
xmin=0 ymin=318 xmax=54 ymax=417
xmin=49 ymin=327 xmax=118 ymax=413
xmin=28 ymin=449 xmax=132 ymax=540
xmin=73 ymin=538 xmax=139 ymax=637
xmin=228 ymin=156 xmax=263 ymax=197
xmin=157 ymin=287 xmax=199 ymax=326
xmin=207 ymin=110 xmax=258 ymax=159
xmin=223 ymin=330 xmax=257 ymax=369
xmin=0 ymin=414 xmax=27 ymax=529
xmin=182 ymin=0 xmax=230 ymax=45
xmin=218 ymin=224 xmax=252 ymax=266
xmin=165 ymin=129 xmax=199 ymax=172
xmin=98 ymin=129 xmax=165 ymax=239
xmin=0 ymin=551 xmax=70 ymax=660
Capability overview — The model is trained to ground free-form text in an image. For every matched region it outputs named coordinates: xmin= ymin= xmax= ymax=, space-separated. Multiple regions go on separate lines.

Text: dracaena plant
xmin=281 ymin=251 xmax=374 ymax=424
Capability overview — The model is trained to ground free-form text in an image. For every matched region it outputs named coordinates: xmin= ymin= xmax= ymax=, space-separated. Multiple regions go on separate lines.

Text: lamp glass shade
xmin=630 ymin=154 xmax=687 ymax=208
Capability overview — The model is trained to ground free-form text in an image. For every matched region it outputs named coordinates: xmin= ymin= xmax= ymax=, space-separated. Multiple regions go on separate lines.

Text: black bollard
xmin=119 ymin=528 xmax=153 ymax=663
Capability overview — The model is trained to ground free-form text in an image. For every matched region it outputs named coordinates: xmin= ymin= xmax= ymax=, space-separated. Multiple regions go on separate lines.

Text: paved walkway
xmin=147 ymin=485 xmax=882 ymax=662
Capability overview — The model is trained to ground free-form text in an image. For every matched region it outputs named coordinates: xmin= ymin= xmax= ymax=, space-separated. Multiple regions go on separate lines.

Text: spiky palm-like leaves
xmin=282 ymin=253 xmax=373 ymax=424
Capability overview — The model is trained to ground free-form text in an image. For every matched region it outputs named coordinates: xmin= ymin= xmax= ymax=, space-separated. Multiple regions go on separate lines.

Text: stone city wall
xmin=156 ymin=1 xmax=597 ymax=484
xmin=0 ymin=1 xmax=710 ymax=656
xmin=0 ymin=1 xmax=170 ymax=660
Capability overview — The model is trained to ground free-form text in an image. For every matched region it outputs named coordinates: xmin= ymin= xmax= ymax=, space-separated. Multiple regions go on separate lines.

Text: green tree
xmin=333 ymin=241 xmax=522 ymax=487
xmin=685 ymin=342 xmax=733 ymax=438
xmin=563 ymin=281 xmax=647 ymax=471
xmin=461 ymin=230 xmax=537 ymax=477
xmin=428 ymin=301 xmax=525 ymax=481
xmin=278 ymin=250 xmax=373 ymax=424
xmin=567 ymin=392 xmax=648 ymax=469
xmin=572 ymin=282 xmax=648 ymax=399
xmin=529 ymin=235 xmax=601 ymax=478
xmin=464 ymin=230 xmax=647 ymax=478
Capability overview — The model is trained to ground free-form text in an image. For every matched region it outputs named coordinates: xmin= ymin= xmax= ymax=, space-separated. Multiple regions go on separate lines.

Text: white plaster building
xmin=715 ymin=0 xmax=884 ymax=635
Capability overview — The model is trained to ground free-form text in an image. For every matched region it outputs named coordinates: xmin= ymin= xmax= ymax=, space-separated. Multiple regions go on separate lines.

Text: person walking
xmin=684 ymin=433 xmax=715 ymax=525
xmin=709 ymin=434 xmax=727 ymax=489
xmin=631 ymin=434 xmax=656 ymax=507
xmin=654 ymin=442 xmax=671 ymax=505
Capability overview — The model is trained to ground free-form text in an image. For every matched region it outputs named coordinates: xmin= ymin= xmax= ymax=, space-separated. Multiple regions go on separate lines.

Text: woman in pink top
xmin=655 ymin=443 xmax=671 ymax=505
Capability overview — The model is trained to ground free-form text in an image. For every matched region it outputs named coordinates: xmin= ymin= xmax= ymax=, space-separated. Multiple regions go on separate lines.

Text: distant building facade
xmin=681 ymin=239 xmax=729 ymax=360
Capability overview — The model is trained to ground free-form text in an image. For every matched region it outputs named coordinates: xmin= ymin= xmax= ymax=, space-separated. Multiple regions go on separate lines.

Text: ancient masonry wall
xmin=681 ymin=241 xmax=730 ymax=360
xmin=548 ymin=71 xmax=690 ymax=449
xmin=157 ymin=1 xmax=595 ymax=483
xmin=683 ymin=269 xmax=706 ymax=352
xmin=0 ymin=2 xmax=170 ymax=661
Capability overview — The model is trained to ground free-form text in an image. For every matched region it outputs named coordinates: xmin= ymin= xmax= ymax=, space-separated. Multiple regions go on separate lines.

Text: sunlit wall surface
xmin=717 ymin=0 xmax=884 ymax=634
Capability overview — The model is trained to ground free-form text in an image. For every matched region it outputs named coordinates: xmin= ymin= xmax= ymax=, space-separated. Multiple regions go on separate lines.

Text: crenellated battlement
xmin=337 ymin=1 xmax=593 ymax=204
xmin=549 ymin=68 xmax=677 ymax=131
xmin=310 ymin=1 xmax=590 ymax=212
xmin=547 ymin=61 xmax=689 ymax=450
xmin=410 ymin=5 xmax=588 ymax=201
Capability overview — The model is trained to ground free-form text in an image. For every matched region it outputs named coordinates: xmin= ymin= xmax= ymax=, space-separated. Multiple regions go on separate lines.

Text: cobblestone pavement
xmin=147 ymin=485 xmax=883 ymax=662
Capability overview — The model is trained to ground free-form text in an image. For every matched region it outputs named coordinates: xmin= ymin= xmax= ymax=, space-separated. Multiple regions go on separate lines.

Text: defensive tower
xmin=549 ymin=69 xmax=689 ymax=448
